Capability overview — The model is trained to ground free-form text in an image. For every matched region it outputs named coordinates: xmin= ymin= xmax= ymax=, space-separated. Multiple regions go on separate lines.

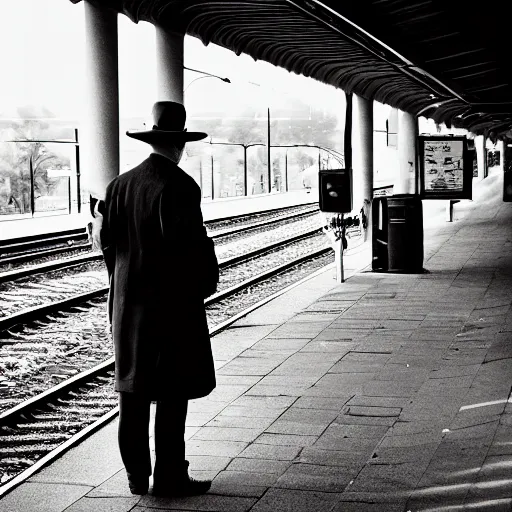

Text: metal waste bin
xmin=504 ymin=144 xmax=512 ymax=202
xmin=387 ymin=194 xmax=424 ymax=273
xmin=372 ymin=197 xmax=388 ymax=271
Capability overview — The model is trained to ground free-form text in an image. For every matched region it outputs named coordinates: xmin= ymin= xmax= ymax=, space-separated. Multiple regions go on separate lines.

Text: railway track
xmin=204 ymin=203 xmax=318 ymax=232
xmin=208 ymin=204 xmax=319 ymax=240
xmin=0 ymin=207 xmax=320 ymax=285
xmin=0 ymin=227 xmax=325 ymax=331
xmin=0 ymin=253 xmax=102 ymax=285
xmin=0 ymin=203 xmax=318 ymax=271
xmin=0 ymin=228 xmax=91 ymax=267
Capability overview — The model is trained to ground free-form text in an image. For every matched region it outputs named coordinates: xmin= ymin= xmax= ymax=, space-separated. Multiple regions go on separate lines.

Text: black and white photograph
xmin=0 ymin=1 xmax=511 ymax=511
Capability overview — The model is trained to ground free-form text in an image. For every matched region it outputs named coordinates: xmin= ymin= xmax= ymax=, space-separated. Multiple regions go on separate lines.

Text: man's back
xmin=100 ymin=152 xmax=216 ymax=396
xmin=103 ymin=153 xmax=202 ymax=298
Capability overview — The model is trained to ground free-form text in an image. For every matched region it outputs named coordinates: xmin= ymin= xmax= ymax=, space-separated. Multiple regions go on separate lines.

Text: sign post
xmin=319 ymin=169 xmax=352 ymax=283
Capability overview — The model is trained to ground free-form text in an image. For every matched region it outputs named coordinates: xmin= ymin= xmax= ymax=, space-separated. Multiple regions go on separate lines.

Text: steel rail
xmin=0 ymin=225 xmax=321 ymax=285
xmin=0 ymin=358 xmax=115 ymax=425
xmin=0 ymin=407 xmax=119 ymax=498
xmin=0 ymin=205 xmax=318 ymax=271
xmin=203 ymin=202 xmax=317 ymax=225
xmin=206 ymin=246 xmax=332 ymax=306
xmin=0 ymin=227 xmax=323 ymax=285
xmin=216 ymin=227 xmax=322 ymax=267
xmin=0 ymin=253 xmax=102 ymax=284
xmin=0 ymin=216 xmax=322 ymax=288
xmin=208 ymin=206 xmax=319 ymax=239
xmin=0 ymin=243 xmax=92 ymax=267
xmin=0 ymin=229 xmax=89 ymax=256
xmin=0 ymin=288 xmax=109 ymax=333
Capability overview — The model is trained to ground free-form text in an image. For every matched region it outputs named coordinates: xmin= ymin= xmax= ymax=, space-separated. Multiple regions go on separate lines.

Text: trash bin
xmin=387 ymin=194 xmax=424 ymax=273
xmin=504 ymin=144 xmax=512 ymax=202
xmin=372 ymin=197 xmax=388 ymax=271
xmin=504 ymin=169 xmax=512 ymax=202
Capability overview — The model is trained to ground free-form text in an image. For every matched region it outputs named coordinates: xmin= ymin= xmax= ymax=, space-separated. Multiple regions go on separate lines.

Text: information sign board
xmin=419 ymin=136 xmax=472 ymax=199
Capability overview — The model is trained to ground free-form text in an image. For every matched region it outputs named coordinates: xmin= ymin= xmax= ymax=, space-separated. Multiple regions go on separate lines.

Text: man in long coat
xmin=100 ymin=101 xmax=219 ymax=497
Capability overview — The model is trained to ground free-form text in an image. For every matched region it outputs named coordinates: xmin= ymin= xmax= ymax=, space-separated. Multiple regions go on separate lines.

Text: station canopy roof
xmin=70 ymin=0 xmax=512 ymax=139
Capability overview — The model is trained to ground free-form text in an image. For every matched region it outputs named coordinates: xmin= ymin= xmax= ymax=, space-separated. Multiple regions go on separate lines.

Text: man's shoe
xmin=152 ymin=461 xmax=211 ymax=497
xmin=127 ymin=475 xmax=149 ymax=495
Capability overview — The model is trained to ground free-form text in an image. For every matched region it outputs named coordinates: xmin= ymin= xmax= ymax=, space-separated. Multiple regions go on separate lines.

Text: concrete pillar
xmin=352 ymin=95 xmax=374 ymax=208
xmin=475 ymin=135 xmax=487 ymax=180
xmin=83 ymin=2 xmax=120 ymax=200
xmin=352 ymin=95 xmax=373 ymax=250
xmin=155 ymin=27 xmax=184 ymax=103
xmin=395 ymin=110 xmax=418 ymax=195
xmin=496 ymin=140 xmax=504 ymax=173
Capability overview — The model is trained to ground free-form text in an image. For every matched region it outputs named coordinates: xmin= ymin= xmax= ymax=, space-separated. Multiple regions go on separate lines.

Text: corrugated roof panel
xmin=68 ymin=0 xmax=512 ymax=137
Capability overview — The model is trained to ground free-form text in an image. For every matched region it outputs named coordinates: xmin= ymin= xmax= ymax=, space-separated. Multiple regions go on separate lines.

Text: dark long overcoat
xmin=100 ymin=153 xmax=218 ymax=399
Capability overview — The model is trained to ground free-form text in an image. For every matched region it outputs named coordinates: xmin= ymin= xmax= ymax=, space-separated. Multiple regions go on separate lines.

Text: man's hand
xmin=90 ymin=196 xmax=106 ymax=253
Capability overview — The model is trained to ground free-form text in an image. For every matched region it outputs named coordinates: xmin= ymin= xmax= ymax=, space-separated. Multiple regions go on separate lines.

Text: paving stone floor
xmin=1 ymin=172 xmax=512 ymax=511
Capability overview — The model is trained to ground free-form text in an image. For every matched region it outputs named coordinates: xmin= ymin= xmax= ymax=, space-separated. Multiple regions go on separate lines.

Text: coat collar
xmin=149 ymin=152 xmax=179 ymax=166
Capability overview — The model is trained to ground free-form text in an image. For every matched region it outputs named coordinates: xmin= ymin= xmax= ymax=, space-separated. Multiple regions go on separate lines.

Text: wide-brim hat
xmin=126 ymin=101 xmax=207 ymax=144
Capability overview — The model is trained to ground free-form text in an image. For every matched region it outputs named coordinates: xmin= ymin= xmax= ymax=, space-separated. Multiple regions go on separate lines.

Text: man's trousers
xmin=118 ymin=392 xmax=188 ymax=481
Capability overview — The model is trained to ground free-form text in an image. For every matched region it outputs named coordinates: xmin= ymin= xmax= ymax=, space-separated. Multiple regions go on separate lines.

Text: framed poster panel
xmin=419 ymin=136 xmax=473 ymax=199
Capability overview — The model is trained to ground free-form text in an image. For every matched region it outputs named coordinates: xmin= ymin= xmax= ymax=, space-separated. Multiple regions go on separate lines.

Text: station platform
xmin=1 ymin=172 xmax=512 ymax=511
xmin=0 ymin=189 xmax=319 ymax=243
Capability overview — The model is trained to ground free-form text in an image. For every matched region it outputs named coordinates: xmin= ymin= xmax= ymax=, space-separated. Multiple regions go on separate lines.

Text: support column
xmin=83 ymin=2 xmax=120 ymax=201
xmin=395 ymin=110 xmax=418 ymax=195
xmin=475 ymin=135 xmax=487 ymax=180
xmin=496 ymin=140 xmax=504 ymax=173
xmin=344 ymin=92 xmax=353 ymax=171
xmin=352 ymin=95 xmax=374 ymax=216
xmin=155 ymin=27 xmax=184 ymax=103
xmin=267 ymin=108 xmax=271 ymax=193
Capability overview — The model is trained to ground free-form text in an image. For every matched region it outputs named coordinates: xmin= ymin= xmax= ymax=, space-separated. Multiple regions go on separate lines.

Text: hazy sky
xmin=0 ymin=0 xmax=347 ymax=121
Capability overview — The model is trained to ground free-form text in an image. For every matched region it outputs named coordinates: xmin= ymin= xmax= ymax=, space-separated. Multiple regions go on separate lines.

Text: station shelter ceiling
xmin=70 ymin=0 xmax=512 ymax=140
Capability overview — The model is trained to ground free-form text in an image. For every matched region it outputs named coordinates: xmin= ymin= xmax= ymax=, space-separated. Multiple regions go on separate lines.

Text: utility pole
xmin=210 ymin=150 xmax=214 ymax=200
xmin=75 ymin=129 xmax=81 ymax=213
xmin=344 ymin=92 xmax=353 ymax=171
xmin=267 ymin=107 xmax=271 ymax=192
xmin=243 ymin=145 xmax=248 ymax=196
xmin=29 ymin=156 xmax=35 ymax=217
xmin=284 ymin=149 xmax=288 ymax=192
